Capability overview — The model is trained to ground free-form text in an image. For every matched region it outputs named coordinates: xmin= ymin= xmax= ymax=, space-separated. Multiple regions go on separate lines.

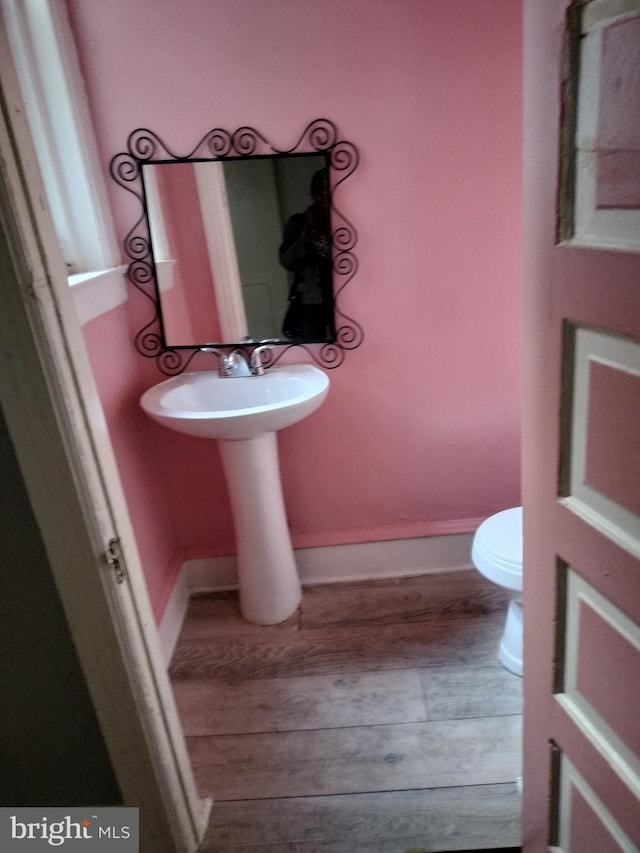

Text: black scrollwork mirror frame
xmin=110 ymin=118 xmax=362 ymax=375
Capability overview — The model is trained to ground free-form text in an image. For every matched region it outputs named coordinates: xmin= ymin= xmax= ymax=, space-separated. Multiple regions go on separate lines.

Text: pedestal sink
xmin=140 ymin=364 xmax=329 ymax=624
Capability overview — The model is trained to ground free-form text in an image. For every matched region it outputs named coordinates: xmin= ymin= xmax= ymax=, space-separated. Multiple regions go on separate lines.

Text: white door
xmin=523 ymin=1 xmax=640 ymax=849
xmin=0 ymin=24 xmax=209 ymax=853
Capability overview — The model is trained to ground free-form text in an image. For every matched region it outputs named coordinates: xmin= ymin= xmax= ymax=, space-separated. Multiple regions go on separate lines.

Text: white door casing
xmin=0 ymin=23 xmax=209 ymax=853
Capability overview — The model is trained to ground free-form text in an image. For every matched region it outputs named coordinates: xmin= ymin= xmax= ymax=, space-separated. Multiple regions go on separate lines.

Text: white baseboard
xmin=157 ymin=568 xmax=191 ymax=664
xmin=186 ymin=532 xmax=475 ymax=590
xmin=158 ymin=532 xmax=475 ymax=665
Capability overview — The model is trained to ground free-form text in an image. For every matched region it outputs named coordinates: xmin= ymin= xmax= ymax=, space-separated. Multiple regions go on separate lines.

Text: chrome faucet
xmin=218 ymin=349 xmax=251 ymax=378
xmin=249 ymin=343 xmax=275 ymax=376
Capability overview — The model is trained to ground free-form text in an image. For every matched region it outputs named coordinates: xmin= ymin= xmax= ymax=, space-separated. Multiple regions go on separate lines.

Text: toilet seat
xmin=471 ymin=506 xmax=522 ymax=593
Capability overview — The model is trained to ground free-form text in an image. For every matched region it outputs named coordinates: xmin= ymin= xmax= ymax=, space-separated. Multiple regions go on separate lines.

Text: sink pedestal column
xmin=218 ymin=432 xmax=302 ymax=625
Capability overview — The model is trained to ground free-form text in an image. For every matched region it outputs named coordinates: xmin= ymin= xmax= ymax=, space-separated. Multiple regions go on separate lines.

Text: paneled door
xmin=522 ymin=1 xmax=640 ymax=850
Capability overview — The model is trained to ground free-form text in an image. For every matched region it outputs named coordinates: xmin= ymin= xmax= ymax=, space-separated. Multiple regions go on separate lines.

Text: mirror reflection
xmin=141 ymin=153 xmax=334 ymax=348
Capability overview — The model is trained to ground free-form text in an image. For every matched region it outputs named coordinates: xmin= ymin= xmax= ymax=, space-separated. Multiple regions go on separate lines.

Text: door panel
xmin=563 ymin=324 xmax=640 ymax=560
xmin=559 ymin=757 xmax=637 ymax=852
xmin=558 ymin=570 xmax=640 ymax=792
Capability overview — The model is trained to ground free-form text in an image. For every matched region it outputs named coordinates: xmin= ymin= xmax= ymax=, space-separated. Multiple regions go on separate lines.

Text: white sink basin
xmin=140 ymin=363 xmax=329 ymax=441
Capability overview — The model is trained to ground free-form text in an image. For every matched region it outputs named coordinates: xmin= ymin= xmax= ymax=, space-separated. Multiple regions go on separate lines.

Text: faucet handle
xmin=249 ymin=343 xmax=275 ymax=375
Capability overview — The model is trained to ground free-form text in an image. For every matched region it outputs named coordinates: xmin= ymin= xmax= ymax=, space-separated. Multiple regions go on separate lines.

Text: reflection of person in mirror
xmin=279 ymin=168 xmax=333 ymax=340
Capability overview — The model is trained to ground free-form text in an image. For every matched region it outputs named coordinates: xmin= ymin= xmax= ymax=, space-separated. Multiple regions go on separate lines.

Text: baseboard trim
xmin=159 ymin=531 xmax=475 ymax=664
xmin=187 ymin=532 xmax=475 ymax=591
xmin=157 ymin=567 xmax=191 ymax=664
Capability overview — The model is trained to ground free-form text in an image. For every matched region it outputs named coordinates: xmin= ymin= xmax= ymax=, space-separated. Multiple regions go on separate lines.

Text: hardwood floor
xmin=170 ymin=569 xmax=522 ymax=852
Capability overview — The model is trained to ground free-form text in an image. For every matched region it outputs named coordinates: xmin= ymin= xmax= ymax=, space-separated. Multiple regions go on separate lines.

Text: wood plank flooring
xmin=170 ymin=569 xmax=523 ymax=852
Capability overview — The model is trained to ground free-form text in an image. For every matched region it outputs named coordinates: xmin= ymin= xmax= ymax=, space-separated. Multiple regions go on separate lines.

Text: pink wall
xmin=68 ymin=0 xmax=523 ymax=618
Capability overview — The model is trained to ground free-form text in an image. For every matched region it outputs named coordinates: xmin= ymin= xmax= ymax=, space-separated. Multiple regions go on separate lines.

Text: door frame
xmin=0 ymin=25 xmax=209 ymax=853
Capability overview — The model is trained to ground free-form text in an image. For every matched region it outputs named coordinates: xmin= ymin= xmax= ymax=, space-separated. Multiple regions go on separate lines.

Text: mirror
xmin=143 ymin=155 xmax=333 ymax=346
xmin=110 ymin=119 xmax=361 ymax=375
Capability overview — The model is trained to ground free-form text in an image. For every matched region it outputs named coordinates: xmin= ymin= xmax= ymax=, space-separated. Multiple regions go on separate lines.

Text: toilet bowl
xmin=471 ymin=506 xmax=523 ymax=676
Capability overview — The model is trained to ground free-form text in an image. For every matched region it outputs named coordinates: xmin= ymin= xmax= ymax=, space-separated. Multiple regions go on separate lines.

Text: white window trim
xmin=2 ymin=0 xmax=120 ymax=276
xmin=70 ymin=266 xmax=128 ymax=326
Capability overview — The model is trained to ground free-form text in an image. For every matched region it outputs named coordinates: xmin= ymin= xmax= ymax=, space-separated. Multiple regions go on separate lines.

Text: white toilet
xmin=471 ymin=506 xmax=523 ymax=676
